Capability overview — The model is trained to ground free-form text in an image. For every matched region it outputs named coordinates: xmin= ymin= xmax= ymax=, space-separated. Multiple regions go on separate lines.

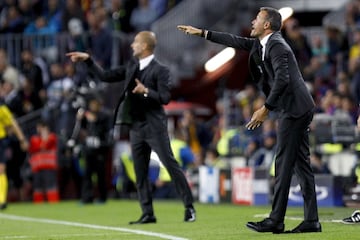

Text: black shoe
xmin=0 ymin=203 xmax=7 ymax=210
xmin=288 ymin=221 xmax=322 ymax=233
xmin=184 ymin=207 xmax=196 ymax=222
xmin=246 ymin=218 xmax=284 ymax=233
xmin=129 ymin=214 xmax=157 ymax=224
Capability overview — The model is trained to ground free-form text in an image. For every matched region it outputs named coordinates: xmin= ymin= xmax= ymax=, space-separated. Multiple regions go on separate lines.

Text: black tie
xmin=258 ymin=44 xmax=263 ymax=61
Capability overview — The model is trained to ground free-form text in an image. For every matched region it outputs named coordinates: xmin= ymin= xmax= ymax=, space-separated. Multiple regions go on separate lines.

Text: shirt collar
xmin=260 ymin=33 xmax=273 ymax=60
xmin=139 ymin=54 xmax=154 ymax=70
xmin=260 ymin=33 xmax=273 ymax=49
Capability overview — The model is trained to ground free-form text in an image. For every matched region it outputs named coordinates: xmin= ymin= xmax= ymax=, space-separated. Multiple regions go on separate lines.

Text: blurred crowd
xmin=1 ymin=0 xmax=360 ymax=203
xmin=0 ymin=0 xmax=181 ymax=35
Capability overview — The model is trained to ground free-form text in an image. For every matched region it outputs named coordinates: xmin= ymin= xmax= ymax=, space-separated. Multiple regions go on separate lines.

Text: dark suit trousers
xmin=269 ymin=109 xmax=319 ymax=222
xmin=130 ymin=121 xmax=194 ymax=215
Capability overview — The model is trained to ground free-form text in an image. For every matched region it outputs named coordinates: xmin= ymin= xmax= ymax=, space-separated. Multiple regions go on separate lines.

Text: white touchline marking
xmin=0 ymin=213 xmax=189 ymax=240
xmin=1 ymin=236 xmax=29 ymax=239
xmin=1 ymin=233 xmax=129 ymax=239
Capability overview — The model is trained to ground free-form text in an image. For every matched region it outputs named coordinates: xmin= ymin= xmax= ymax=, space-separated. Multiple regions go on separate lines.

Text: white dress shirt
xmin=260 ymin=33 xmax=273 ymax=61
xmin=139 ymin=54 xmax=154 ymax=70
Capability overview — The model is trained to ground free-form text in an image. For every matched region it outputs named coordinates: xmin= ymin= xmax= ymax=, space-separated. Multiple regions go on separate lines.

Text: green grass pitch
xmin=0 ymin=200 xmax=358 ymax=240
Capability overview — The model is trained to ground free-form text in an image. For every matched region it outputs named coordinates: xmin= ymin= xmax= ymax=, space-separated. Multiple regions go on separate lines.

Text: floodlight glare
xmin=204 ymin=47 xmax=236 ymax=72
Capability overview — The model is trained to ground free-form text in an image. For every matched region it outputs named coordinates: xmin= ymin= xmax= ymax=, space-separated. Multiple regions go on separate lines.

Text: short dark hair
xmin=37 ymin=119 xmax=50 ymax=129
xmin=260 ymin=7 xmax=282 ymax=31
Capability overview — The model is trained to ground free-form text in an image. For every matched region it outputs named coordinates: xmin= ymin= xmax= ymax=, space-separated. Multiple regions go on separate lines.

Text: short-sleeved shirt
xmin=0 ymin=104 xmax=13 ymax=139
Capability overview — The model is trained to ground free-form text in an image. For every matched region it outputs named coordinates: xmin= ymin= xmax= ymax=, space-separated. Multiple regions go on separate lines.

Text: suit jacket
xmin=208 ymin=31 xmax=315 ymax=118
xmin=85 ymin=57 xmax=172 ymax=130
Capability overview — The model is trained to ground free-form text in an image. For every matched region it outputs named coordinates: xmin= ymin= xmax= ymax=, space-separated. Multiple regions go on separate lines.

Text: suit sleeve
xmin=85 ymin=57 xmax=126 ymax=83
xmin=265 ymin=43 xmax=290 ymax=109
xmin=207 ymin=31 xmax=255 ymax=51
xmin=147 ymin=65 xmax=171 ymax=105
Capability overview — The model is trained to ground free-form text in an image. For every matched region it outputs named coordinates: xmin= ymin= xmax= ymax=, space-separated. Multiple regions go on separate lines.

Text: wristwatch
xmin=144 ymin=88 xmax=149 ymax=97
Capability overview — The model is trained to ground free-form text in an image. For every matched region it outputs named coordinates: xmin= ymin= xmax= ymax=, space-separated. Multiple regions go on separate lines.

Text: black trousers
xmin=269 ymin=109 xmax=319 ymax=222
xmin=130 ymin=121 xmax=193 ymax=215
xmin=81 ymin=147 xmax=107 ymax=202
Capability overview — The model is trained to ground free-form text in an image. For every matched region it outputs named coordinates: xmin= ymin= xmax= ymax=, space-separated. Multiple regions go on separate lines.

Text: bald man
xmin=67 ymin=31 xmax=196 ymax=224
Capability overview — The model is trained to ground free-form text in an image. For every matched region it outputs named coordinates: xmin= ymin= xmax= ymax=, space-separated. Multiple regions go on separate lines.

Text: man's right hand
xmin=66 ymin=52 xmax=90 ymax=62
xmin=177 ymin=25 xmax=202 ymax=36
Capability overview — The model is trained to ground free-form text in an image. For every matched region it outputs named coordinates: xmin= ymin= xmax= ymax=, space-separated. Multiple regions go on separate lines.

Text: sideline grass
xmin=0 ymin=200 xmax=358 ymax=240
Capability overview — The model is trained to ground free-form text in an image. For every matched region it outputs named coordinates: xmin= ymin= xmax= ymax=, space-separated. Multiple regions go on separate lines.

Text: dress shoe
xmin=184 ymin=207 xmax=196 ymax=222
xmin=288 ymin=221 xmax=322 ymax=233
xmin=0 ymin=203 xmax=7 ymax=210
xmin=246 ymin=218 xmax=284 ymax=233
xmin=129 ymin=214 xmax=157 ymax=224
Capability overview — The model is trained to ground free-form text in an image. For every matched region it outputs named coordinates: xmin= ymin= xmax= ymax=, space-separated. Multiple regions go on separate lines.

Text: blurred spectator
xmin=149 ymin=0 xmax=168 ymax=19
xmin=338 ymin=95 xmax=357 ymax=123
xmin=62 ymin=0 xmax=86 ymax=33
xmin=331 ymin=91 xmax=343 ymax=114
xmin=282 ymin=18 xmax=313 ymax=73
xmin=311 ymin=35 xmax=329 ymax=57
xmin=0 ymin=4 xmax=26 ymax=33
xmin=43 ymin=62 xmax=75 ymax=135
xmin=0 ymin=80 xmax=23 ymax=117
xmin=204 ymin=145 xmax=228 ymax=169
xmin=87 ymin=7 xmax=112 ymax=68
xmin=66 ymin=18 xmax=88 ymax=52
xmin=247 ymin=131 xmax=277 ymax=169
xmin=170 ymin=129 xmax=195 ymax=170
xmin=20 ymin=49 xmax=46 ymax=102
xmin=244 ymin=136 xmax=261 ymax=165
xmin=215 ymin=116 xmax=246 ymax=157
xmin=24 ymin=16 xmax=59 ymax=63
xmin=208 ymin=99 xmax=225 ymax=147
xmin=179 ymin=109 xmax=212 ymax=165
xmin=310 ymin=151 xmax=331 ymax=174
xmin=0 ymin=48 xmax=20 ymax=90
xmin=17 ymin=76 xmax=44 ymax=116
xmin=318 ymin=89 xmax=335 ymax=114
xmin=0 ymin=0 xmax=17 ymax=29
xmin=45 ymin=62 xmax=74 ymax=109
xmin=325 ymin=26 xmax=349 ymax=70
xmin=336 ymin=72 xmax=352 ymax=96
xmin=305 ymin=35 xmax=333 ymax=91
xmin=74 ymin=97 xmax=112 ymax=204
xmin=28 ymin=120 xmax=59 ymax=203
xmin=43 ymin=0 xmax=63 ymax=32
xmin=345 ymin=0 xmax=360 ymax=34
xmin=130 ymin=0 xmax=158 ymax=32
xmin=18 ymin=0 xmax=35 ymax=28
xmin=86 ymin=0 xmax=106 ymax=13
xmin=348 ymin=28 xmax=360 ymax=103
xmin=303 ymin=55 xmax=334 ymax=92
xmin=107 ymin=0 xmax=136 ymax=33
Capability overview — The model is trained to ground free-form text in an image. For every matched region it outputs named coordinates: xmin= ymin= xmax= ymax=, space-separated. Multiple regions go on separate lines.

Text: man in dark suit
xmin=66 ymin=31 xmax=196 ymax=224
xmin=178 ymin=7 xmax=321 ymax=233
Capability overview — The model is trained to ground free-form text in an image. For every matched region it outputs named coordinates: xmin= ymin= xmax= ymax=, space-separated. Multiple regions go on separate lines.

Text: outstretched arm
xmin=177 ymin=25 xmax=203 ymax=36
xmin=66 ymin=52 xmax=126 ymax=82
xmin=66 ymin=52 xmax=90 ymax=62
xmin=177 ymin=25 xmax=254 ymax=50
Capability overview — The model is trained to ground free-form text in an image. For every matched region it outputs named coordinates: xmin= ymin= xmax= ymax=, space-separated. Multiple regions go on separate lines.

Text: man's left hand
xmin=246 ymin=106 xmax=269 ymax=130
xmin=132 ymin=79 xmax=148 ymax=95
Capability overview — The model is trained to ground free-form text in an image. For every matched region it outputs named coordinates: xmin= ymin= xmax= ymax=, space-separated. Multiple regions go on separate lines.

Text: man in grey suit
xmin=178 ymin=7 xmax=321 ymax=233
xmin=66 ymin=31 xmax=195 ymax=224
